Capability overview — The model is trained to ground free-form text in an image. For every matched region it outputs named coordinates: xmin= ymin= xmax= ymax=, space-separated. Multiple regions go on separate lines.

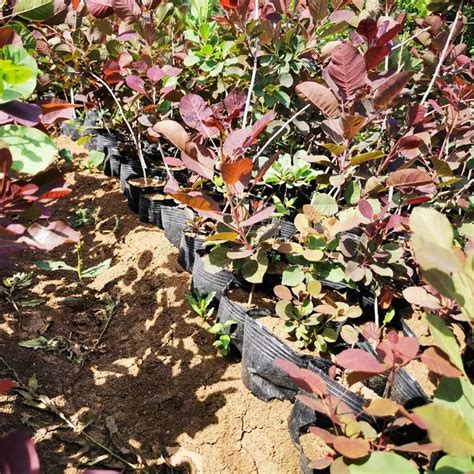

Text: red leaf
xmin=125 ymin=75 xmax=145 ymax=94
xmin=421 ymin=347 xmax=462 ymax=378
xmin=296 ymin=81 xmax=339 ymax=118
xmin=221 ymin=0 xmax=237 ymax=9
xmin=38 ymin=188 xmax=72 ymax=201
xmin=240 ymin=205 xmax=275 ymax=227
xmin=336 ymin=349 xmax=386 ymax=374
xmin=373 ymin=71 xmax=414 ymax=110
xmin=358 ymin=199 xmax=373 ymax=220
xmin=275 ymin=359 xmax=327 ymax=395
xmin=0 ymin=379 xmax=14 ymax=394
xmin=223 ymin=129 xmax=251 ymax=159
xmin=151 ymin=120 xmax=190 ymax=152
xmin=40 ymin=99 xmax=79 ymax=125
xmin=147 ymin=66 xmax=163 ymax=82
xmin=19 ymin=221 xmax=79 ymax=251
xmin=297 ymin=394 xmax=332 ymax=418
xmin=325 ymin=44 xmax=367 ymax=99
xmin=386 ymin=169 xmax=433 ymax=188
xmin=112 ymin=0 xmax=140 ymax=22
xmin=221 ymin=157 xmax=253 ymax=186
xmin=171 ymin=191 xmax=220 ymax=213
xmin=86 ymin=0 xmax=113 ymax=18
xmin=244 ymin=111 xmax=276 ymax=147
xmin=333 ymin=436 xmax=370 ymax=459
xmin=365 ymin=45 xmax=389 ymax=70
xmin=376 ymin=23 xmax=402 ymax=47
xmin=0 ymin=430 xmax=40 ymax=474
xmin=179 ymin=94 xmax=219 ymax=137
xmin=309 ymin=426 xmax=336 ymax=444
xmin=357 ymin=18 xmax=378 ymax=43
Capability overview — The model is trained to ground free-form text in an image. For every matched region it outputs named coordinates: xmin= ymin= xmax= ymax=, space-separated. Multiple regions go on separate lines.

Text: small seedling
xmin=35 ymin=240 xmax=111 ymax=309
xmin=186 ymin=290 xmax=216 ymax=319
xmin=68 ymin=208 xmax=95 ymax=228
xmin=0 ymin=273 xmax=45 ymax=313
xmin=186 ymin=291 xmax=235 ymax=355
xmin=208 ymin=321 xmax=235 ymax=356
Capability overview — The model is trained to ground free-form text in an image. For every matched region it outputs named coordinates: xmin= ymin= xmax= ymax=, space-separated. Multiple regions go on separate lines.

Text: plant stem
xmin=242 ymin=0 xmax=260 ymax=128
xmin=89 ymin=72 xmax=148 ymax=180
xmin=254 ymin=104 xmax=311 ymax=162
xmin=420 ymin=4 xmax=463 ymax=106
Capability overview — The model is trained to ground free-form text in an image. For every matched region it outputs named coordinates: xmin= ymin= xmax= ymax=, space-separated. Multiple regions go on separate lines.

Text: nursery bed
xmin=0 ymin=138 xmax=299 ymax=473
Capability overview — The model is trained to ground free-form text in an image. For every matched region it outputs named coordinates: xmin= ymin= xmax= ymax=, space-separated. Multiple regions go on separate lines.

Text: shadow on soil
xmin=0 ymin=169 xmax=238 ymax=472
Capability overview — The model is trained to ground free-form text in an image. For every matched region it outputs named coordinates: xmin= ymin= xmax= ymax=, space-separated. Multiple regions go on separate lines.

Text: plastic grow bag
xmin=191 ymin=251 xmax=235 ymax=299
xmin=177 ymin=233 xmax=205 ymax=273
xmin=240 ymin=315 xmax=332 ymax=402
xmin=161 ymin=205 xmax=192 ymax=248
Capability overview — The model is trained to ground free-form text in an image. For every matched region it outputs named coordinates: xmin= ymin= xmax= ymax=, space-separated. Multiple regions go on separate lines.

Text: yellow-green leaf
xmin=350 ymin=150 xmax=384 ymax=165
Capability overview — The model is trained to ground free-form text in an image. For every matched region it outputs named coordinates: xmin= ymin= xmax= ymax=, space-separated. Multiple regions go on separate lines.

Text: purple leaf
xmin=0 ymin=101 xmax=42 ymax=126
xmin=179 ymin=94 xmax=219 ymax=137
xmin=147 ymin=66 xmax=163 ymax=82
xmin=112 ymin=0 xmax=140 ymax=22
xmin=86 ymin=0 xmax=114 ymax=18
xmin=240 ymin=205 xmax=275 ymax=227
xmin=324 ymin=43 xmax=367 ymax=99
xmin=0 ymin=430 xmax=40 ymax=474
xmin=125 ymin=75 xmax=146 ymax=94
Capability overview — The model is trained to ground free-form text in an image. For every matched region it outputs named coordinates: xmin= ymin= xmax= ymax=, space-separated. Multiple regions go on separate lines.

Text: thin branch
xmin=420 ymin=5 xmax=463 ymax=106
xmin=89 ymin=72 xmax=148 ymax=180
xmin=242 ymin=0 xmax=260 ymax=128
xmin=391 ymin=27 xmax=431 ymax=51
xmin=253 ymin=104 xmax=311 ymax=162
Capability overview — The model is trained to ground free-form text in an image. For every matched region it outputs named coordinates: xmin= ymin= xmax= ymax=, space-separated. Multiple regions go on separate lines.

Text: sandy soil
xmin=0 ymin=138 xmax=299 ymax=473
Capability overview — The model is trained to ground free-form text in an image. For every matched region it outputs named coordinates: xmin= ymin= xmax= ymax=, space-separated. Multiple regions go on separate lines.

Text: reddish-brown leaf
xmin=296 ymin=81 xmax=339 ymax=118
xmin=309 ymin=426 xmax=336 ymax=444
xmin=337 ymin=349 xmax=386 ymax=374
xmin=274 ymin=285 xmax=293 ymax=301
xmin=152 ymin=120 xmax=190 ymax=152
xmin=221 ymin=157 xmax=253 ymax=186
xmin=325 ymin=44 xmax=367 ymax=99
xmin=332 ymin=436 xmax=370 ymax=459
xmin=386 ymin=169 xmax=433 ymax=188
xmin=86 ymin=0 xmax=114 ymax=18
xmin=171 ymin=191 xmax=220 ymax=212
xmin=0 ymin=379 xmax=14 ymax=394
xmin=340 ymin=113 xmax=366 ymax=140
xmin=365 ymin=45 xmax=389 ymax=70
xmin=373 ymin=71 xmax=414 ymax=110
xmin=308 ymin=0 xmax=328 ymax=25
xmin=421 ymin=347 xmax=463 ymax=378
xmin=275 ymin=359 xmax=327 ymax=395
xmin=392 ymin=442 xmax=440 ymax=455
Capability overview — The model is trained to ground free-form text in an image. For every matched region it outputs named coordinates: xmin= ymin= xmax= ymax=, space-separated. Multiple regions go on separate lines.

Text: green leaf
xmin=88 ymin=150 xmax=105 ymax=168
xmin=425 ymin=314 xmax=463 ymax=372
xmin=410 ymin=207 xmax=453 ymax=248
xmin=0 ymin=125 xmax=57 ymax=175
xmin=434 ymin=454 xmax=474 ymax=473
xmin=349 ymin=452 xmax=418 ymax=473
xmin=34 ymin=260 xmax=76 ymax=272
xmin=241 ymin=251 xmax=269 ymax=284
xmin=14 ymin=0 xmax=54 ymax=21
xmin=0 ymin=45 xmax=37 ymax=103
xmin=414 ymin=403 xmax=474 ymax=457
xmin=311 ymin=193 xmax=338 ymax=216
xmin=434 ymin=377 xmax=474 ymax=424
xmin=82 ymin=258 xmax=112 ymax=278
xmin=350 ymin=150 xmax=384 ymax=165
xmin=19 ymin=336 xmax=49 ymax=349
xmin=59 ymin=148 xmax=73 ymax=164
xmin=282 ymin=265 xmax=305 ymax=287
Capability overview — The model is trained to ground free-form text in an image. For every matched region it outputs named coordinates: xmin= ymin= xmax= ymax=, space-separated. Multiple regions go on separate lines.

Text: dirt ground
xmin=0 ymin=138 xmax=299 ymax=473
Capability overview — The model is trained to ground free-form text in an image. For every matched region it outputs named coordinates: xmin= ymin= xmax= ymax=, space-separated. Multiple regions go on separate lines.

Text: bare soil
xmin=0 ymin=138 xmax=298 ymax=473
